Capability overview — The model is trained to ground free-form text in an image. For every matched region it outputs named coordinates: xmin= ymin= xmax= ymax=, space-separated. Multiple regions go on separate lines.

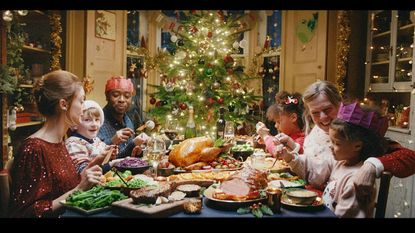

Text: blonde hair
xmin=302 ymin=81 xmax=342 ymax=134
xmin=82 ymin=107 xmax=101 ymax=121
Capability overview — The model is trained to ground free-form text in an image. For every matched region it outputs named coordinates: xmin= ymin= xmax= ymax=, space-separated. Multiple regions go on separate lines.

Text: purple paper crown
xmin=337 ymin=102 xmax=387 ymax=135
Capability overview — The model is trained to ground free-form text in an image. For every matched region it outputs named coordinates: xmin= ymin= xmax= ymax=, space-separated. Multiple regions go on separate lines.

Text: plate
xmin=268 ymin=180 xmax=305 ymax=189
xmin=203 ymin=186 xmax=266 ymax=210
xmin=174 ymin=167 xmax=243 ymax=174
xmin=60 ymin=200 xmax=111 ymax=215
xmin=281 ymin=195 xmax=324 ymax=210
xmin=114 ymin=165 xmax=151 ymax=174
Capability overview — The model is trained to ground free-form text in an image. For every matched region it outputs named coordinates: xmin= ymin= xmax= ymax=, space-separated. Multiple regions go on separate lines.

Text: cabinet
xmin=365 ymin=10 xmax=415 ymax=218
xmin=4 ymin=11 xmax=65 ymax=164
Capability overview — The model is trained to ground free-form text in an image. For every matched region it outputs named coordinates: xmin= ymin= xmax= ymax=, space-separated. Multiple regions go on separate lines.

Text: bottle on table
xmin=185 ymin=106 xmax=197 ymax=139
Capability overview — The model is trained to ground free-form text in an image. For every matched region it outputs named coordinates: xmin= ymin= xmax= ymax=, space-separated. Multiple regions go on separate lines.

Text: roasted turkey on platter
xmin=168 ymin=136 xmax=222 ymax=168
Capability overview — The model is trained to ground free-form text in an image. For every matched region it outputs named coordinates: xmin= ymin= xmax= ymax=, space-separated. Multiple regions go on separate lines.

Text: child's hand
xmin=256 ymin=122 xmax=270 ymax=139
xmin=133 ymin=135 xmax=146 ymax=146
xmin=103 ymin=145 xmax=118 ymax=160
xmin=274 ymin=133 xmax=296 ymax=151
xmin=112 ymin=128 xmax=134 ymax=145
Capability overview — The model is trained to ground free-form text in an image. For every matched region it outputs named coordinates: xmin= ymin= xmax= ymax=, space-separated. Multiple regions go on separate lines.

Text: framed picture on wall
xmin=95 ymin=10 xmax=116 ymax=41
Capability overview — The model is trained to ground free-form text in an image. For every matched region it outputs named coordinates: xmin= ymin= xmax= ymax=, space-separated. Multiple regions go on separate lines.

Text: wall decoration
xmin=49 ymin=12 xmax=62 ymax=71
xmin=296 ymin=12 xmax=318 ymax=44
xmin=95 ymin=10 xmax=116 ymax=41
xmin=335 ymin=10 xmax=351 ymax=96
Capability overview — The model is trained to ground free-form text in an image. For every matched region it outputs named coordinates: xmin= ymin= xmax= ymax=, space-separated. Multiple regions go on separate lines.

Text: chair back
xmin=375 ymin=171 xmax=392 ymax=218
xmin=0 ymin=158 xmax=14 ymax=217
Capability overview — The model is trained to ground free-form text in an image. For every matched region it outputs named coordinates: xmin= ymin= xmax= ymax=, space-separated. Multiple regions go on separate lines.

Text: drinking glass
xmin=164 ymin=118 xmax=179 ymax=149
xmin=146 ymin=136 xmax=166 ymax=177
xmin=224 ymin=121 xmax=235 ymax=142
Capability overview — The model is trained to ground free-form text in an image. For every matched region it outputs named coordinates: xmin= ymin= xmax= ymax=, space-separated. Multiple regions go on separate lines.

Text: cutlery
xmin=111 ymin=167 xmax=129 ymax=187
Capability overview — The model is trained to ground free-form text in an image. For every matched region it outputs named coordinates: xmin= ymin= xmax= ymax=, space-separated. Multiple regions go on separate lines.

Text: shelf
xmin=16 ymin=121 xmax=43 ymax=128
xmin=126 ymin=50 xmax=144 ymax=58
xmin=22 ymin=45 xmax=50 ymax=54
xmin=373 ymin=31 xmax=391 ymax=38
xmin=399 ymin=23 xmax=415 ymax=30
xmin=397 ymin=57 xmax=412 ymax=62
xmin=19 ymin=84 xmax=34 ymax=88
xmin=388 ymin=126 xmax=411 ymax=134
xmin=372 ymin=60 xmax=390 ymax=65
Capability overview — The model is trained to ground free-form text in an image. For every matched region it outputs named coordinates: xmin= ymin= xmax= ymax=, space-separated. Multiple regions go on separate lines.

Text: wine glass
xmin=164 ymin=118 xmax=179 ymax=149
xmin=224 ymin=121 xmax=235 ymax=142
xmin=146 ymin=136 xmax=166 ymax=177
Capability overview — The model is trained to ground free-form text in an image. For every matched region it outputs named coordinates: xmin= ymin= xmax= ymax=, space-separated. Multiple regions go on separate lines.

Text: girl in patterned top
xmin=66 ymin=100 xmax=121 ymax=174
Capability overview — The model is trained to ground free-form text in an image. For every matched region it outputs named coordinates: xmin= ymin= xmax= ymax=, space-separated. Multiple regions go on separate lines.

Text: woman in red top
xmin=9 ymin=70 xmax=103 ymax=218
xmin=257 ymin=91 xmax=305 ymax=156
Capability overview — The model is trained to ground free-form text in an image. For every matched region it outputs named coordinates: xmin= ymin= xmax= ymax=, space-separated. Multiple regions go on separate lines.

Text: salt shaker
xmin=266 ymin=187 xmax=282 ymax=213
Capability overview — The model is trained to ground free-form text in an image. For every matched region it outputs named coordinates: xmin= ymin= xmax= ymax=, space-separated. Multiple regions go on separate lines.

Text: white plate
xmin=268 ymin=180 xmax=304 ymax=189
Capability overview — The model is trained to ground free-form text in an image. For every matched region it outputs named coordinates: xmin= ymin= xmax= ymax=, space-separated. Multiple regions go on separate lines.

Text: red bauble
xmin=150 ymin=97 xmax=157 ymax=105
xmin=207 ymin=97 xmax=216 ymax=106
xmin=156 ymin=101 xmax=162 ymax=107
xmin=227 ymin=69 xmax=233 ymax=75
xmin=207 ymin=31 xmax=213 ymax=38
xmin=179 ymin=103 xmax=187 ymax=110
xmin=217 ymin=98 xmax=224 ymax=104
xmin=224 ymin=55 xmax=234 ymax=64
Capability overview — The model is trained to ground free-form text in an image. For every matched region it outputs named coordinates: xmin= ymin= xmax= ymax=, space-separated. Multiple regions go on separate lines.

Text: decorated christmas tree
xmin=148 ymin=11 xmax=262 ymax=138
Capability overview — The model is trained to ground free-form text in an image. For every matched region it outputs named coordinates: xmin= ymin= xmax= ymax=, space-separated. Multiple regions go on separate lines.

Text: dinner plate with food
xmin=281 ymin=188 xmax=324 ymax=210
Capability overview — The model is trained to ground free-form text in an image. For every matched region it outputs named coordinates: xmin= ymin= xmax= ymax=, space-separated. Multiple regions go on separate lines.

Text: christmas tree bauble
xmin=156 ymin=101 xmax=162 ymax=107
xmin=207 ymin=97 xmax=216 ymax=106
xmin=224 ymin=55 xmax=234 ymax=64
xmin=177 ymin=39 xmax=184 ymax=46
xmin=198 ymin=59 xmax=205 ymax=65
xmin=179 ymin=103 xmax=187 ymax=110
xmin=161 ymin=100 xmax=168 ymax=106
xmin=170 ymin=35 xmax=178 ymax=43
xmin=204 ymin=68 xmax=213 ymax=77
xmin=217 ymin=97 xmax=224 ymax=104
xmin=150 ymin=97 xmax=157 ymax=105
xmin=212 ymin=81 xmax=221 ymax=89
xmin=207 ymin=31 xmax=213 ymax=38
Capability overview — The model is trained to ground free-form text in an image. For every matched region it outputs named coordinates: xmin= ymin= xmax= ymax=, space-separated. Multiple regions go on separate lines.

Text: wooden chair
xmin=375 ymin=171 xmax=392 ymax=218
xmin=0 ymin=158 xmax=14 ymax=217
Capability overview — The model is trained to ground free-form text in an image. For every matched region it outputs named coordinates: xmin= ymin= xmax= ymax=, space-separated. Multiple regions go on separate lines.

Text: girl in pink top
xmin=281 ymin=102 xmax=388 ymax=218
xmin=257 ymin=91 xmax=305 ymax=156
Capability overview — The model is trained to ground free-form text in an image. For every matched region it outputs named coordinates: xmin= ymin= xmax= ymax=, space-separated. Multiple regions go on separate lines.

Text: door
xmin=85 ymin=10 xmax=127 ymax=106
xmin=281 ymin=10 xmax=328 ymax=93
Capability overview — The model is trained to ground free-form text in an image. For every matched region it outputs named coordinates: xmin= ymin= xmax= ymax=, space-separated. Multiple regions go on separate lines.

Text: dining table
xmin=61 ymin=196 xmax=337 ymax=218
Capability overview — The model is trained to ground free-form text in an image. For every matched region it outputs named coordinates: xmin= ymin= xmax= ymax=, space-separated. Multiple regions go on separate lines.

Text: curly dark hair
xmin=275 ymin=91 xmax=305 ymax=130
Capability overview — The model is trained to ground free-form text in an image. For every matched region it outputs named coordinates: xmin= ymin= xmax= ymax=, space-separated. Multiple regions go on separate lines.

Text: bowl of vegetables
xmin=114 ymin=157 xmax=150 ymax=174
xmin=230 ymin=144 xmax=254 ymax=161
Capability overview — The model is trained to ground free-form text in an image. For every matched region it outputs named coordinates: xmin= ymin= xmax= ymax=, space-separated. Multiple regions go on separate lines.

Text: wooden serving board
xmin=111 ymin=198 xmax=188 ymax=217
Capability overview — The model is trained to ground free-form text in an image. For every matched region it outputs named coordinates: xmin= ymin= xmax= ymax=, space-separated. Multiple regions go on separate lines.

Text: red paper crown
xmin=337 ymin=102 xmax=387 ymax=135
xmin=105 ymin=76 xmax=134 ymax=94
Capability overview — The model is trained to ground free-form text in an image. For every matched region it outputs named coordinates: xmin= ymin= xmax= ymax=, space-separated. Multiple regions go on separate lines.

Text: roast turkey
xmin=168 ymin=136 xmax=222 ymax=167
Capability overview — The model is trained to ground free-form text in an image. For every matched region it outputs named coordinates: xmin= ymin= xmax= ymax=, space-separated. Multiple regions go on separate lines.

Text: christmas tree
xmin=148 ymin=11 xmax=262 ymax=138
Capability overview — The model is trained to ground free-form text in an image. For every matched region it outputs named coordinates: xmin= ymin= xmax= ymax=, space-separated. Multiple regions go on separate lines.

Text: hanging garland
xmin=49 ymin=12 xmax=62 ymax=71
xmin=335 ymin=10 xmax=351 ymax=96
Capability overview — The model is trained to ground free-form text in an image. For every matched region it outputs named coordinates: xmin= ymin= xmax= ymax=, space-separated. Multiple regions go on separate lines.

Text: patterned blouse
xmin=65 ymin=132 xmax=107 ymax=173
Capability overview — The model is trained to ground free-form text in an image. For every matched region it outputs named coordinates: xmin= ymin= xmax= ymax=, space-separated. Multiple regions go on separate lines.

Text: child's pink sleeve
xmin=264 ymin=136 xmax=276 ymax=155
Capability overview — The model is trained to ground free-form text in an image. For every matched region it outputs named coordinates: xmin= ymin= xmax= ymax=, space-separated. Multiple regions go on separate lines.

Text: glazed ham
xmin=213 ymin=165 xmax=268 ymax=201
